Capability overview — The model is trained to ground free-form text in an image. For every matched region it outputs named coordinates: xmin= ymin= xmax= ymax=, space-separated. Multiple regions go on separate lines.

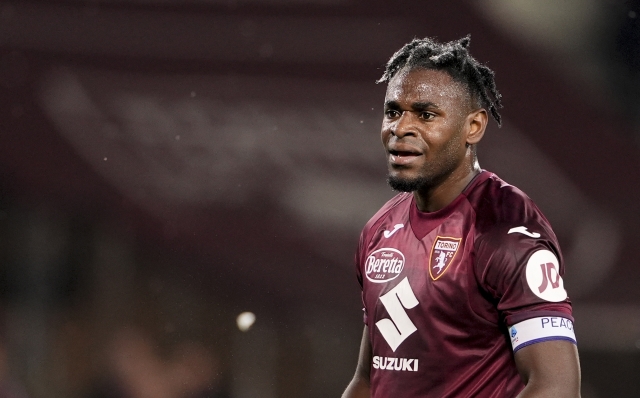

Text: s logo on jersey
xmin=429 ymin=237 xmax=461 ymax=280
xmin=365 ymin=248 xmax=405 ymax=283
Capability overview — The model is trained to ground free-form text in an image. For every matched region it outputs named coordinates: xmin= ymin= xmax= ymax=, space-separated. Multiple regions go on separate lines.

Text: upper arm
xmin=514 ymin=340 xmax=581 ymax=397
xmin=342 ymin=326 xmax=372 ymax=398
xmin=353 ymin=326 xmax=372 ymax=384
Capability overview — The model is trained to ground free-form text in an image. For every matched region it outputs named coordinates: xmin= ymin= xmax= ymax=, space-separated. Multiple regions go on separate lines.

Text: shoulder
xmin=466 ymin=172 xmax=562 ymax=282
xmin=464 ymin=173 xmax=572 ymax=323
xmin=466 ymin=172 xmax=555 ymax=242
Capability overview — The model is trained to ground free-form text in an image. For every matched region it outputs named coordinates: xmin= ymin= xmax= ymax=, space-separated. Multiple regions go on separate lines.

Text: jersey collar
xmin=409 ymin=170 xmax=492 ymax=240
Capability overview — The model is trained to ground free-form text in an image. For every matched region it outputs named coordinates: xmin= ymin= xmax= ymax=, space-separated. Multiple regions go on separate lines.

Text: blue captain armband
xmin=508 ymin=316 xmax=577 ymax=353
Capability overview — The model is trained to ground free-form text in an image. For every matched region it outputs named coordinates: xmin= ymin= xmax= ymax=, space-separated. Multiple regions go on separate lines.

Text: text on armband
xmin=540 ymin=317 xmax=573 ymax=331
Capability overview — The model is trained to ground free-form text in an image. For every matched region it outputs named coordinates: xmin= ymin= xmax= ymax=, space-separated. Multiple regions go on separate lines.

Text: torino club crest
xmin=429 ymin=236 xmax=462 ymax=280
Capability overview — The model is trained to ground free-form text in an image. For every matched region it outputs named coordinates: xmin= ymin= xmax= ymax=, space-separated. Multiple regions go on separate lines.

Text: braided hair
xmin=378 ymin=35 xmax=503 ymax=126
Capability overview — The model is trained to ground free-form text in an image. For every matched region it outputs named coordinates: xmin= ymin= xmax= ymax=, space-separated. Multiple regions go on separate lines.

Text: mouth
xmin=388 ymin=148 xmax=422 ymax=166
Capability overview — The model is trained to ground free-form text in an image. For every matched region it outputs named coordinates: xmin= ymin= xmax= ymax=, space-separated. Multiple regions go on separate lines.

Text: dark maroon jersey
xmin=355 ymin=171 xmax=574 ymax=398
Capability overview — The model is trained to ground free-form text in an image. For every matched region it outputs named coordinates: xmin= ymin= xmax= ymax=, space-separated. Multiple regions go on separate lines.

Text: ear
xmin=465 ymin=108 xmax=488 ymax=146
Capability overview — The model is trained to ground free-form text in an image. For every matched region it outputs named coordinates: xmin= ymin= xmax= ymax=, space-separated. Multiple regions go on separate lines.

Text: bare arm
xmin=342 ymin=326 xmax=372 ymax=398
xmin=514 ymin=340 xmax=581 ymax=397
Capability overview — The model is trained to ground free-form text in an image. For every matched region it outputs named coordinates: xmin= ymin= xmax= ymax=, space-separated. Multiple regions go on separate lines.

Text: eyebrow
xmin=384 ymin=100 xmax=440 ymax=111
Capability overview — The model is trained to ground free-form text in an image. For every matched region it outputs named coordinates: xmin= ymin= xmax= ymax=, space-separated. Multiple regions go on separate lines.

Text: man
xmin=342 ymin=36 xmax=581 ymax=397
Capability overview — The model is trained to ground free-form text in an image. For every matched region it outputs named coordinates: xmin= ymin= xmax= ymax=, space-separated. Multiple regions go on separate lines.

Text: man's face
xmin=381 ymin=67 xmax=472 ymax=192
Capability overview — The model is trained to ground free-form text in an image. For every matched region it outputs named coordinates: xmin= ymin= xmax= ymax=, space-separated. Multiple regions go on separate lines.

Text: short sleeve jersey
xmin=355 ymin=171 xmax=574 ymax=398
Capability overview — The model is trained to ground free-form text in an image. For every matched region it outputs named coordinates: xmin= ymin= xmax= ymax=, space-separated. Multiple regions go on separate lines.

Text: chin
xmin=387 ymin=174 xmax=425 ymax=192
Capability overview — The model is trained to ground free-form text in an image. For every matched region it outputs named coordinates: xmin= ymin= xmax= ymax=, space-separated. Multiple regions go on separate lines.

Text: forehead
xmin=385 ymin=67 xmax=469 ymax=107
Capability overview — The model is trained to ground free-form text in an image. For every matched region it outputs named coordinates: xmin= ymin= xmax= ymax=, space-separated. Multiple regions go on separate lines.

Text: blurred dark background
xmin=0 ymin=0 xmax=639 ymax=397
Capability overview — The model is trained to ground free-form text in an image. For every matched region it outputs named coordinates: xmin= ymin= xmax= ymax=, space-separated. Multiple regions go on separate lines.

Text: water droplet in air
xmin=237 ymin=312 xmax=256 ymax=332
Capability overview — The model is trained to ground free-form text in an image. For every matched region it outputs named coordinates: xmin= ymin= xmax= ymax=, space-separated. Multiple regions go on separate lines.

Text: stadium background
xmin=0 ymin=0 xmax=639 ymax=396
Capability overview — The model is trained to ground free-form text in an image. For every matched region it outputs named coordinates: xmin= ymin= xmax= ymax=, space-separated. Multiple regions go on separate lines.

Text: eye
xmin=419 ymin=111 xmax=435 ymax=120
xmin=384 ymin=109 xmax=400 ymax=118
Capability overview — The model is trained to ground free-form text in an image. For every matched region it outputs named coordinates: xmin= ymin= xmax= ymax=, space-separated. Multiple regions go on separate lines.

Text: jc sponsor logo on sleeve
xmin=525 ymin=250 xmax=567 ymax=302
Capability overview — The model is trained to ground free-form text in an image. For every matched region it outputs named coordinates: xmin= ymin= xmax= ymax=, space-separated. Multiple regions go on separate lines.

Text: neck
xmin=413 ymin=160 xmax=481 ymax=213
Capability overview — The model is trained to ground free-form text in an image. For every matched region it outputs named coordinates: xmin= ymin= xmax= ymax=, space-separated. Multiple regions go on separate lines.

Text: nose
xmin=391 ymin=111 xmax=417 ymax=138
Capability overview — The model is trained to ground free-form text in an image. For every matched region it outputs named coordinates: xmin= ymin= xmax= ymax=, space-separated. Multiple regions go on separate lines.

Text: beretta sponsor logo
xmin=365 ymin=248 xmax=405 ymax=283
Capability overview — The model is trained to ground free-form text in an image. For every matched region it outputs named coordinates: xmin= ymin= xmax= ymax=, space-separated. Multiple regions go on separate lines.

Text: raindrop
xmin=236 ymin=311 xmax=256 ymax=332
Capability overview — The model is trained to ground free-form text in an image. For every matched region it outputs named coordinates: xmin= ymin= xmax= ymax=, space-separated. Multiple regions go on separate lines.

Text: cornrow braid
xmin=378 ymin=35 xmax=503 ymax=126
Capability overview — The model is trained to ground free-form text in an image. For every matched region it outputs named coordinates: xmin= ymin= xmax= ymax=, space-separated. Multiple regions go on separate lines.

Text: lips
xmin=388 ymin=146 xmax=422 ymax=166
